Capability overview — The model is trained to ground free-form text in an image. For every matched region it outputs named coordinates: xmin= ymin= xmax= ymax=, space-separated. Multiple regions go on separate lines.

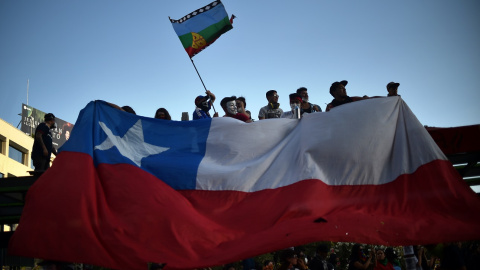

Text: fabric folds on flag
xmin=170 ymin=0 xmax=233 ymax=58
xmin=9 ymin=98 xmax=480 ymax=270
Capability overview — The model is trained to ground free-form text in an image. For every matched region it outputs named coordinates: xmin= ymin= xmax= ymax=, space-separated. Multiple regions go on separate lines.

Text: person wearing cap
xmin=281 ymin=93 xmax=304 ymax=119
xmin=309 ymin=244 xmax=335 ymax=270
xmin=386 ymin=82 xmax=400 ymax=97
xmin=258 ymin=90 xmax=283 ymax=120
xmin=193 ymin=90 xmax=218 ymax=120
xmin=297 ymin=87 xmax=322 ymax=112
xmin=326 ymin=80 xmax=369 ymax=111
xmin=32 ymin=113 xmax=57 ymax=171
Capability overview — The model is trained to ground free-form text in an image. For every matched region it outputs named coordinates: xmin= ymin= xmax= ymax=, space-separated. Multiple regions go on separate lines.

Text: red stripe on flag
xmin=9 ymin=152 xmax=480 ymax=269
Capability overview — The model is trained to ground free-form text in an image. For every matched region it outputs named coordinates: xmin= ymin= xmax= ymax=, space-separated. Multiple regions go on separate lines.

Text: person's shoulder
xmin=308 ymin=257 xmax=322 ymax=268
xmin=281 ymin=111 xmax=293 ymax=118
xmin=351 ymin=96 xmax=368 ymax=101
xmin=36 ymin=122 xmax=48 ymax=132
xmin=234 ymin=113 xmax=250 ymax=122
xmin=193 ymin=108 xmax=201 ymax=119
xmin=194 ymin=108 xmax=209 ymax=118
xmin=326 ymin=102 xmax=334 ymax=111
xmin=258 ymin=105 xmax=268 ymax=117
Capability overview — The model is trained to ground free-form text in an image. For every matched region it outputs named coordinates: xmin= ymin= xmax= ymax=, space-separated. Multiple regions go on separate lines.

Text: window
xmin=0 ymin=135 xmax=6 ymax=155
xmin=0 ymin=172 xmax=4 ymax=178
xmin=8 ymin=141 xmax=29 ymax=166
xmin=9 ymin=145 xmax=25 ymax=164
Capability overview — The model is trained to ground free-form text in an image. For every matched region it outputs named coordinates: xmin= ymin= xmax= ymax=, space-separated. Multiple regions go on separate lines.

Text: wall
xmin=0 ymin=118 xmax=34 ymax=177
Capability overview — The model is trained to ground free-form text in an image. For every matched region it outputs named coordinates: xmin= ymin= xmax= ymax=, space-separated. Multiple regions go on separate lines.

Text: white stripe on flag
xmin=196 ymin=97 xmax=446 ymax=192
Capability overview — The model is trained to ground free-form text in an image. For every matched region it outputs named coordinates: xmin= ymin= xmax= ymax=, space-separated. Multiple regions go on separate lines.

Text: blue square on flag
xmin=60 ymin=101 xmax=211 ymax=190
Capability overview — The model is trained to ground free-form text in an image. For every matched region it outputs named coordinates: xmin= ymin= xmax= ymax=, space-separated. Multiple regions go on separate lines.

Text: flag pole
xmin=190 ymin=58 xmax=217 ymax=114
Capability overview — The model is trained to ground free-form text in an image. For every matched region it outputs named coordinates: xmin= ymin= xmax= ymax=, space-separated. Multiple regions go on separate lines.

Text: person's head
xmin=236 ymin=97 xmax=246 ymax=113
xmin=223 ymin=263 xmax=236 ymax=270
xmin=121 ymin=106 xmax=136 ymax=115
xmin=65 ymin=130 xmax=70 ymax=140
xmin=195 ymin=95 xmax=211 ymax=112
xmin=263 ymin=260 xmax=274 ymax=268
xmin=44 ymin=113 xmax=56 ymax=128
xmin=296 ymin=87 xmax=309 ymax=103
xmin=281 ymin=249 xmax=298 ymax=266
xmin=386 ymin=82 xmax=400 ymax=96
xmin=62 ymin=122 xmax=73 ymax=140
xmin=329 ymin=80 xmax=348 ymax=98
xmin=384 ymin=247 xmax=397 ymax=262
xmin=245 ymin=110 xmax=252 ymax=120
xmin=221 ymin=96 xmax=238 ymax=116
xmin=328 ymin=253 xmax=338 ymax=264
xmin=316 ymin=244 xmax=329 ymax=259
xmin=297 ymin=250 xmax=306 ymax=261
xmin=154 ymin=108 xmax=172 ymax=120
xmin=266 ymin=90 xmax=279 ymax=104
xmin=350 ymin=244 xmax=363 ymax=261
xmin=289 ymin=93 xmax=303 ymax=112
xmin=376 ymin=249 xmax=386 ymax=261
xmin=150 ymin=263 xmax=166 ymax=270
xmin=38 ymin=260 xmax=73 ymax=270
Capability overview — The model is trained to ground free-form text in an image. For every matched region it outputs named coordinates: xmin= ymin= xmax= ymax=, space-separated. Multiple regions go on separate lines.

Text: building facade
xmin=0 ymin=118 xmax=34 ymax=178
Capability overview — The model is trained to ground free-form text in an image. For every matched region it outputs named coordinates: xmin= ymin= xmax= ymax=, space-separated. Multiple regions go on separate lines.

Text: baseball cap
xmin=329 ymin=80 xmax=348 ymax=94
xmin=195 ymin=95 xmax=208 ymax=105
xmin=387 ymin=82 xmax=400 ymax=89
xmin=44 ymin=113 xmax=55 ymax=121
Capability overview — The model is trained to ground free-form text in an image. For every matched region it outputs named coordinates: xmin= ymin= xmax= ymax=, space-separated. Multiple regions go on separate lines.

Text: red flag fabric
xmin=9 ymin=98 xmax=480 ymax=269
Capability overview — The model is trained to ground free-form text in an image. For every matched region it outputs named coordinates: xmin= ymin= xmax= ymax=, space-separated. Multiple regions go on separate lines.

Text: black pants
xmin=33 ymin=156 xmax=50 ymax=171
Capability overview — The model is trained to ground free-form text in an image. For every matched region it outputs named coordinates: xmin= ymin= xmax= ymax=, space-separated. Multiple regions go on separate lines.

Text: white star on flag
xmin=94 ymin=119 xmax=169 ymax=167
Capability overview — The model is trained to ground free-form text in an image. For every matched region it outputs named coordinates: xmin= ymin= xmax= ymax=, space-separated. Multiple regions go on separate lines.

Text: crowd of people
xmin=109 ymin=80 xmax=401 ymax=123
xmin=28 ymin=81 xmax=480 ymax=270
xmin=30 ymin=242 xmax=479 ymax=270
xmin=217 ymin=242 xmax=479 ymax=270
xmin=31 ymin=80 xmax=400 ymax=172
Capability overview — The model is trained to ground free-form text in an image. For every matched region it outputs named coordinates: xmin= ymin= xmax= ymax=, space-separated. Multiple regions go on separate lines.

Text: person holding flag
xmin=193 ymin=90 xmax=218 ymax=120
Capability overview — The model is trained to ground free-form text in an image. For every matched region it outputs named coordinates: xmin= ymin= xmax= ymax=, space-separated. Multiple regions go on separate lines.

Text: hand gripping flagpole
xmin=169 ymin=0 xmax=235 ymax=116
xmin=189 ymin=58 xmax=217 ymax=114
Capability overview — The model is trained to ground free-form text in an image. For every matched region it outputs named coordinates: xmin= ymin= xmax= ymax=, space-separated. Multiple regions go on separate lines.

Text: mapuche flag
xmin=170 ymin=0 xmax=233 ymax=58
xmin=9 ymin=98 xmax=480 ymax=269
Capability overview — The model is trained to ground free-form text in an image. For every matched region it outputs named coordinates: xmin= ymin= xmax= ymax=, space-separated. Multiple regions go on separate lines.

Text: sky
xmin=0 ymin=0 xmax=479 ymax=227
xmin=1 ymin=0 xmax=479 ymax=127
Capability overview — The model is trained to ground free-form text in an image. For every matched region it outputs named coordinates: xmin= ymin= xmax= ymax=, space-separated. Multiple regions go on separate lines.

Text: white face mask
xmin=290 ymin=103 xmax=301 ymax=111
xmin=226 ymin=100 xmax=238 ymax=114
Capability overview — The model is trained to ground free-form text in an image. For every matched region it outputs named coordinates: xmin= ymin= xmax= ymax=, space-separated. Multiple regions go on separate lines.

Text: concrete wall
xmin=0 ymin=118 xmax=34 ymax=177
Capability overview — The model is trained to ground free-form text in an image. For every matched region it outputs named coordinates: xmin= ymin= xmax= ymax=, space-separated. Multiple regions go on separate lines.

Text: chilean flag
xmin=9 ymin=98 xmax=480 ymax=269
